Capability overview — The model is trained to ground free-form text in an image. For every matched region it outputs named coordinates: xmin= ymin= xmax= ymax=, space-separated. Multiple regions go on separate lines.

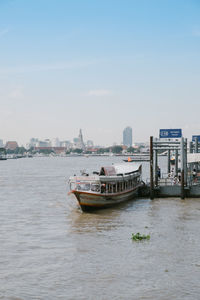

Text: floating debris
xmin=131 ymin=233 xmax=150 ymax=241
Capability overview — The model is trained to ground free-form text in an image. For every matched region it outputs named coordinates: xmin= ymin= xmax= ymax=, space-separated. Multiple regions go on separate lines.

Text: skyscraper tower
xmin=123 ymin=127 xmax=132 ymax=147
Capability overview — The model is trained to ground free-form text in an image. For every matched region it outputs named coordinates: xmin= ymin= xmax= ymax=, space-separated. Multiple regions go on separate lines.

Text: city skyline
xmin=1 ymin=1 xmax=200 ymax=145
xmin=0 ymin=127 xmax=134 ymax=148
xmin=0 ymin=125 xmax=198 ymax=148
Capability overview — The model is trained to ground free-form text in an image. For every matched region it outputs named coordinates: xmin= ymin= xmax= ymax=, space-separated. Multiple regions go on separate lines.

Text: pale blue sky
xmin=0 ymin=0 xmax=200 ymax=145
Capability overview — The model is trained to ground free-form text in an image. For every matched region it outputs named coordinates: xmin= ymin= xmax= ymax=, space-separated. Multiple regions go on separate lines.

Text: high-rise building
xmin=123 ymin=127 xmax=132 ymax=147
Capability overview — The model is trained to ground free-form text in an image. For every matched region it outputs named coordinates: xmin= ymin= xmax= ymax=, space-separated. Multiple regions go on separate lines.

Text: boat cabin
xmin=69 ymin=164 xmax=142 ymax=195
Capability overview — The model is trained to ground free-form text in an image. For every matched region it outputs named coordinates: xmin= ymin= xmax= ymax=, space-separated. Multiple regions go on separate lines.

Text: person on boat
xmin=169 ymin=168 xmax=175 ymax=185
xmin=128 ymin=157 xmax=132 ymax=162
xmin=101 ymin=184 xmax=106 ymax=193
xmin=173 ymin=175 xmax=179 ymax=185
xmin=157 ymin=166 xmax=161 ymax=179
xmin=178 ymin=169 xmax=181 ymax=182
xmin=193 ymin=168 xmax=197 ymax=182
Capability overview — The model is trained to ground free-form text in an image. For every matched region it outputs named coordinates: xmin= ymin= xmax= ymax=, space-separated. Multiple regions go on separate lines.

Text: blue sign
xmin=192 ymin=135 xmax=200 ymax=142
xmin=159 ymin=129 xmax=182 ymax=138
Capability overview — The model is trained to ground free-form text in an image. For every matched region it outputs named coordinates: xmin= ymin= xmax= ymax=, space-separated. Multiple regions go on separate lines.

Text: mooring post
xmin=181 ymin=137 xmax=185 ymax=199
xmin=167 ymin=149 xmax=171 ymax=174
xmin=175 ymin=149 xmax=178 ymax=176
xmin=150 ymin=136 xmax=154 ymax=199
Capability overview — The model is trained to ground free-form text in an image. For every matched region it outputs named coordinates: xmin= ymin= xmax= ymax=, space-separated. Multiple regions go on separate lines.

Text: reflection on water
xmin=0 ymin=157 xmax=200 ymax=300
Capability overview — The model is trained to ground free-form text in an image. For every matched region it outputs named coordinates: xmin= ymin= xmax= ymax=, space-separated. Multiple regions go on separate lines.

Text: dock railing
xmin=146 ymin=172 xmax=200 ymax=187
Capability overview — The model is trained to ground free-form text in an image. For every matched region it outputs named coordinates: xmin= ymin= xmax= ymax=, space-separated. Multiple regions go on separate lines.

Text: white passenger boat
xmin=69 ymin=163 xmax=142 ymax=212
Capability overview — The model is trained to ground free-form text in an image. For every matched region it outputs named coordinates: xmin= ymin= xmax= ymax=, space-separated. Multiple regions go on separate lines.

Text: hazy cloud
xmin=0 ymin=60 xmax=96 ymax=74
xmin=88 ymin=90 xmax=112 ymax=96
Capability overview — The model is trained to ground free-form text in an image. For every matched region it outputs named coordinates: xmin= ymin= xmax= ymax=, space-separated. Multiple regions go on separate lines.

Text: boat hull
xmin=72 ymin=185 xmax=141 ymax=211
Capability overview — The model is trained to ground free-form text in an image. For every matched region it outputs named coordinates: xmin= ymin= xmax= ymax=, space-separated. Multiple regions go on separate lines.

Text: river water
xmin=1 ymin=156 xmax=200 ymax=300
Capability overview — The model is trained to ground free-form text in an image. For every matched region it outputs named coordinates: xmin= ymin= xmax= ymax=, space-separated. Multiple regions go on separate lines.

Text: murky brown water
xmin=1 ymin=157 xmax=200 ymax=299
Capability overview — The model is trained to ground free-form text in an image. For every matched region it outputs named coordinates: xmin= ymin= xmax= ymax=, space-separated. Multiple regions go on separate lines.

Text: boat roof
xmin=100 ymin=163 xmax=141 ymax=176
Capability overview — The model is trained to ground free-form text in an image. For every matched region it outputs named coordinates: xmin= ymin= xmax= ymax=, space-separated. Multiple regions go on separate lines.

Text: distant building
xmin=36 ymin=140 xmax=50 ymax=147
xmin=86 ymin=140 xmax=94 ymax=148
xmin=73 ymin=129 xmax=85 ymax=150
xmin=60 ymin=140 xmax=72 ymax=149
xmin=28 ymin=138 xmax=39 ymax=148
xmin=44 ymin=139 xmax=51 ymax=147
xmin=52 ymin=138 xmax=60 ymax=147
xmin=78 ymin=129 xmax=85 ymax=150
xmin=0 ymin=139 xmax=3 ymax=147
xmin=5 ymin=141 xmax=19 ymax=150
xmin=35 ymin=146 xmax=66 ymax=154
xmin=73 ymin=137 xmax=80 ymax=148
xmin=123 ymin=127 xmax=132 ymax=147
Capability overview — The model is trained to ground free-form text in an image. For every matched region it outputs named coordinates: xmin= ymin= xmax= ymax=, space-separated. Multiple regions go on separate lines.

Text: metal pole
xmin=181 ymin=137 xmax=185 ymax=199
xmin=167 ymin=149 xmax=171 ymax=174
xmin=195 ymin=137 xmax=198 ymax=171
xmin=189 ymin=141 xmax=193 ymax=153
xmin=150 ymin=136 xmax=154 ymax=199
xmin=184 ymin=139 xmax=187 ymax=186
xmin=195 ymin=137 xmax=198 ymax=153
xmin=154 ymin=149 xmax=158 ymax=187
xmin=175 ymin=149 xmax=178 ymax=176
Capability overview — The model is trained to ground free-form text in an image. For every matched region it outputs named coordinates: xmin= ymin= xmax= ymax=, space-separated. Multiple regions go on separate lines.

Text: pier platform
xmin=155 ymin=185 xmax=200 ymax=198
xmin=145 ymin=135 xmax=200 ymax=199
xmin=139 ymin=183 xmax=200 ymax=198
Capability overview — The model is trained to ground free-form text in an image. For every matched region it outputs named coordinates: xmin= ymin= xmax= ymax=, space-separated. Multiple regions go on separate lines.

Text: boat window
xmin=108 ymin=184 xmax=112 ymax=193
xmin=70 ymin=182 xmax=76 ymax=190
xmin=77 ymin=183 xmax=91 ymax=191
xmin=91 ymin=184 xmax=100 ymax=192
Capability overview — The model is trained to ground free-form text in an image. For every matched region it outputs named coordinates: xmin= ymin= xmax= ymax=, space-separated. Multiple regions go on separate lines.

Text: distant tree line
xmin=3 ymin=145 xmax=143 ymax=156
xmin=65 ymin=145 xmax=142 ymax=155
xmin=6 ymin=147 xmax=27 ymax=155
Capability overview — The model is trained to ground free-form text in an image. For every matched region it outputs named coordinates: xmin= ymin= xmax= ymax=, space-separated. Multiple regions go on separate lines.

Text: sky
xmin=0 ymin=0 xmax=200 ymax=146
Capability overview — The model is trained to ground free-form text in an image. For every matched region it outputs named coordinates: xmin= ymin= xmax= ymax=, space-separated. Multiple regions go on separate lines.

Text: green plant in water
xmin=131 ymin=232 xmax=150 ymax=241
